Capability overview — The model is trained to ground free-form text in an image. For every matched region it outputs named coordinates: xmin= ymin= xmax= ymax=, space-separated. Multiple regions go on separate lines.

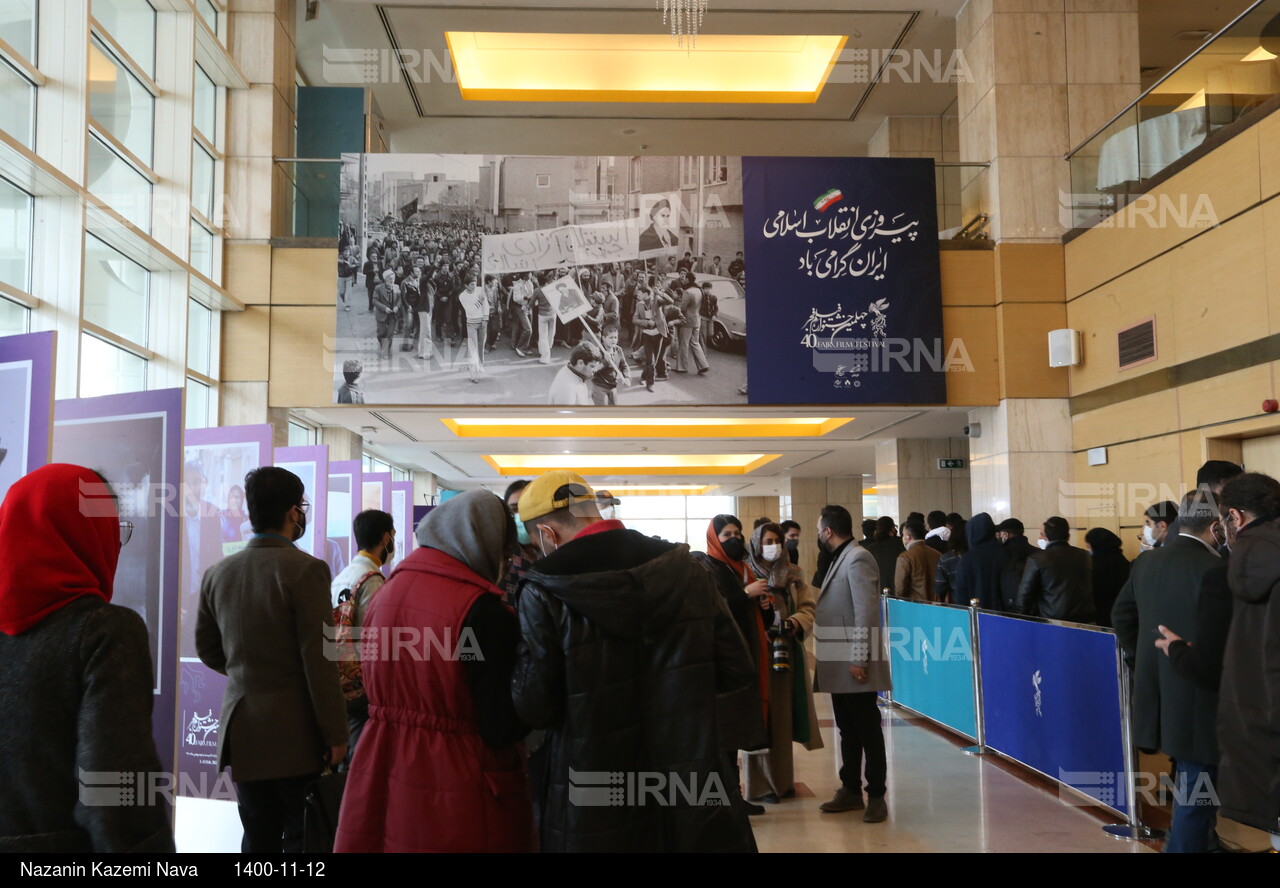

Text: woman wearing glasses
xmin=0 ymin=463 xmax=173 ymax=852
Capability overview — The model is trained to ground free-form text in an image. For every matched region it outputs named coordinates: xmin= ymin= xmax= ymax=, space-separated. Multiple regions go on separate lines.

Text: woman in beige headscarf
xmin=743 ymin=521 xmax=823 ymax=802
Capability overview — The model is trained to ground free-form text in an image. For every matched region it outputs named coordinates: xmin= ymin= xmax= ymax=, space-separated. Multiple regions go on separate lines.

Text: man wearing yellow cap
xmin=511 ymin=470 xmax=757 ymax=852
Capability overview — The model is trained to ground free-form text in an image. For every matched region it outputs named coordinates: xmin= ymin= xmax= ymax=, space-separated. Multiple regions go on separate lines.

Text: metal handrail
xmin=1064 ymin=0 xmax=1272 ymax=160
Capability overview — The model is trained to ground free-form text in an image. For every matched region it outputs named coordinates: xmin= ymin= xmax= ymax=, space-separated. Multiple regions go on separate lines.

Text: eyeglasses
xmin=296 ymin=500 xmax=310 ymax=514
xmin=119 ymin=520 xmax=134 ymax=547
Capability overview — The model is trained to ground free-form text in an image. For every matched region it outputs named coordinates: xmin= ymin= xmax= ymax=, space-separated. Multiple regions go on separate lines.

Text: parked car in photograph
xmin=661 ymin=273 xmax=746 ymax=351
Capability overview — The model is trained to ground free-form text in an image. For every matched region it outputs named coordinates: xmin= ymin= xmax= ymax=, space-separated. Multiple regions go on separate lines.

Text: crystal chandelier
xmin=658 ymin=0 xmax=709 ymax=48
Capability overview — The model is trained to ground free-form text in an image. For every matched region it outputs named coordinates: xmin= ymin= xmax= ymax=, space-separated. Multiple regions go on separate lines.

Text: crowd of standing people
xmin=2 ymin=457 xmax=1277 ymax=854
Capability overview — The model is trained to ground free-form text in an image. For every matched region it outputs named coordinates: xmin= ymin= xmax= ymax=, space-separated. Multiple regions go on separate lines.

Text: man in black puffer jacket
xmin=512 ymin=471 xmax=758 ymax=853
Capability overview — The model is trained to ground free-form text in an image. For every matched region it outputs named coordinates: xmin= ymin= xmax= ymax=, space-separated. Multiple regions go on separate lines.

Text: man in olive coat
xmin=1113 ymin=490 xmax=1223 ymax=853
xmin=196 ymin=467 xmax=347 ymax=853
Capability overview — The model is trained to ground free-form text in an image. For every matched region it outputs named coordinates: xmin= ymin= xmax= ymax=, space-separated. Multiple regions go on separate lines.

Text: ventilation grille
xmin=1118 ymin=319 xmax=1156 ymax=369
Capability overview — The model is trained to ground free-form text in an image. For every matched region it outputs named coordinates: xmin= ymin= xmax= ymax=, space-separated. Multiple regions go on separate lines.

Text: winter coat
xmin=1014 ymin=541 xmax=1095 ymax=623
xmin=1218 ymin=519 xmax=1280 ymax=832
xmin=1083 ymin=528 xmax=1130 ymax=628
xmin=934 ymin=550 xmax=964 ymax=604
xmin=0 ymin=598 xmax=173 ymax=852
xmin=999 ymin=534 xmax=1036 ymax=612
xmin=863 ymin=536 xmax=905 ymax=593
xmin=512 ymin=527 xmax=757 ymax=853
xmin=812 ymin=541 xmax=893 ymax=695
xmin=694 ymin=552 xmax=769 ymax=753
xmin=1113 ymin=535 xmax=1222 ymax=766
xmin=334 ymin=548 xmax=533 ymax=852
xmin=957 ymin=513 xmax=1007 ymax=610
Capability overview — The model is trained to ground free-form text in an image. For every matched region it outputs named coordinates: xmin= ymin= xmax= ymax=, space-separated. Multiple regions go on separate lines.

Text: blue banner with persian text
xmin=741 ymin=156 xmax=945 ymax=404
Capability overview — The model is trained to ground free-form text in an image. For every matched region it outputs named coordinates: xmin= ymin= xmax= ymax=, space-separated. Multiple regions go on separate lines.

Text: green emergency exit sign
xmin=937 ymin=458 xmax=966 ymax=470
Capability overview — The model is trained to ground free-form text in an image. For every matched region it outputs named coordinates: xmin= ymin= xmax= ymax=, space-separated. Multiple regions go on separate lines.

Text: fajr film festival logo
xmin=1032 ymin=669 xmax=1044 ymax=718
xmin=568 ymin=768 xmax=730 ymax=808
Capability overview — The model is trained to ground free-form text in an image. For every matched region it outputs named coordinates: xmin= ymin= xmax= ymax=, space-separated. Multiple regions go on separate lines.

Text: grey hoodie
xmin=414 ymin=490 xmax=512 ymax=585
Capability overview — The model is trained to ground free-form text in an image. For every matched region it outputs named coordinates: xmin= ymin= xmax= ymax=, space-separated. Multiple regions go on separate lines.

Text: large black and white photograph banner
xmin=334 ymin=153 xmax=942 ymax=406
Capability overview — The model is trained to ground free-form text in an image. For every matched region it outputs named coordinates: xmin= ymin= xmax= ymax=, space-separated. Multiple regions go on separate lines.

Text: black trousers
xmin=234 ymin=773 xmax=317 ymax=853
xmin=831 ymin=691 xmax=887 ymax=798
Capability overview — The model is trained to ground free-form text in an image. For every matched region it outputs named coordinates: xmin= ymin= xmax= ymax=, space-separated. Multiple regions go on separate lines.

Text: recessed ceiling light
xmin=442 ymin=417 xmax=851 ymax=438
xmin=445 ymin=32 xmax=848 ymax=104
xmin=483 ymin=453 xmax=781 ymax=476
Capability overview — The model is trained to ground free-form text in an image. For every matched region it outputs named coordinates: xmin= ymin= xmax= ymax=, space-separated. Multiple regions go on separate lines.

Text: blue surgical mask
xmin=516 ymin=522 xmax=531 ymax=546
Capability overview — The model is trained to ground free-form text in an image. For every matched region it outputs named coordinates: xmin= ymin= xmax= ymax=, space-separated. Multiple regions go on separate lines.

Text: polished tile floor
xmin=749 ymin=697 xmax=1274 ymax=853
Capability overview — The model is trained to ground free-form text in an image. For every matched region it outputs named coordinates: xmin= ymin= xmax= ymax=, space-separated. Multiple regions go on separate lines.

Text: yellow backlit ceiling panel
xmin=443 ymin=417 xmax=852 ymax=438
xmin=445 ymin=32 xmax=848 ymax=103
xmin=483 ymin=453 xmax=781 ymax=476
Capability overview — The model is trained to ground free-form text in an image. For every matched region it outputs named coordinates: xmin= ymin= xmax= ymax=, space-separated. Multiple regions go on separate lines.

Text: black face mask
xmin=721 ymin=537 xmax=747 ymax=561
xmin=784 ymin=539 xmax=799 ymax=553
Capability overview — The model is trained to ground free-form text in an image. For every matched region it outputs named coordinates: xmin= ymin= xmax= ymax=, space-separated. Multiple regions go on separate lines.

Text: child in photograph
xmin=338 ymin=359 xmax=365 ymax=404
xmin=593 ymin=325 xmax=630 ymax=406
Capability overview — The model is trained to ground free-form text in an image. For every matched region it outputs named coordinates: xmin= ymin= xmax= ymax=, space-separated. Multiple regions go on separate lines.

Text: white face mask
xmin=538 ymin=527 xmax=558 ymax=559
xmin=1142 ymin=524 xmax=1156 ymax=546
xmin=762 ymin=543 xmax=781 ymax=562
xmin=599 ymin=506 xmax=615 ymax=521
xmin=1037 ymin=539 xmax=1049 ymax=550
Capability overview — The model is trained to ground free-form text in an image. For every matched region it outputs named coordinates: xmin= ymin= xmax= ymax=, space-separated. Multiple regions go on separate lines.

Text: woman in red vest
xmin=335 ymin=490 xmax=533 ymax=852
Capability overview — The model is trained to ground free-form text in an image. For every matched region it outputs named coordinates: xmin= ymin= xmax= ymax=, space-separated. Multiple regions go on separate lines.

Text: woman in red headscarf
xmin=692 ymin=514 xmax=770 ymax=815
xmin=0 ymin=464 xmax=173 ymax=852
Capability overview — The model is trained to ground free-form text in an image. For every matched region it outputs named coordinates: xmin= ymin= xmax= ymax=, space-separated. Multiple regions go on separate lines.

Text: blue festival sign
xmin=977 ymin=613 xmax=1130 ymax=815
xmin=886 ymin=598 xmax=976 ymax=739
xmin=741 ymin=157 xmax=945 ymax=404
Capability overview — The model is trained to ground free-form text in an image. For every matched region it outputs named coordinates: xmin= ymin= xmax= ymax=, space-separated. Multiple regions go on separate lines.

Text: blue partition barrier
xmin=885 ymin=598 xmax=976 ymax=740
xmin=977 ymin=613 xmax=1130 ymax=816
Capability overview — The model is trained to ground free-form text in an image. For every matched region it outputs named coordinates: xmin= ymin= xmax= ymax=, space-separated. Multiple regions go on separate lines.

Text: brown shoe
xmin=819 ymin=787 xmax=864 ymax=813
xmin=863 ymin=796 xmax=888 ymax=822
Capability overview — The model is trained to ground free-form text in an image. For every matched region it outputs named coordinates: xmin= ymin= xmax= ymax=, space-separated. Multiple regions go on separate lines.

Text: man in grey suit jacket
xmin=812 ymin=505 xmax=893 ymax=822
xmin=196 ymin=467 xmax=348 ymax=853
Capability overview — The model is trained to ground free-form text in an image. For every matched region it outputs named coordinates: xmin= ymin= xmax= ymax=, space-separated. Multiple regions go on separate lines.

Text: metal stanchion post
xmin=960 ymin=598 xmax=988 ymax=756
xmin=880 ymin=590 xmax=893 ymax=706
xmin=1104 ymin=639 xmax=1164 ymax=840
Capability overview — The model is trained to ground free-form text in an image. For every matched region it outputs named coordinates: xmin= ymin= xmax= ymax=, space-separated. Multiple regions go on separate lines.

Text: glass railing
xmin=1065 ymin=0 xmax=1280 ymax=230
xmin=276 ymin=158 xmax=343 ymax=238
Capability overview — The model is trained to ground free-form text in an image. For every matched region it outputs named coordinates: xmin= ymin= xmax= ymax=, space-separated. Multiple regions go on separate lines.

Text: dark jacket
xmin=1084 ymin=529 xmax=1130 ymax=629
xmin=1113 ymin=535 xmax=1222 ymax=766
xmin=1218 ymin=519 xmax=1280 ymax=831
xmin=863 ymin=536 xmax=905 ymax=593
xmin=1166 ymin=560 xmax=1231 ymax=692
xmin=934 ymin=550 xmax=963 ymax=604
xmin=196 ymin=536 xmax=348 ymax=782
xmin=1015 ymin=541 xmax=1095 ymax=623
xmin=956 ymin=513 xmax=1006 ymax=610
xmin=692 ymin=553 xmax=769 ymax=752
xmin=512 ymin=527 xmax=757 ymax=853
xmin=999 ymin=534 xmax=1036 ymax=612
xmin=0 ymin=598 xmax=173 ymax=852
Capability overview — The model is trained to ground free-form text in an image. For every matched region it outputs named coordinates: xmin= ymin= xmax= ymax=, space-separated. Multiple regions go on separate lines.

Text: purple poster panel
xmin=176 ymin=425 xmax=272 ymax=798
xmin=0 ymin=330 xmax=55 ymax=503
xmin=53 ymin=388 xmax=183 ymax=777
xmin=327 ymin=459 xmax=362 ymax=580
xmin=391 ymin=480 xmax=412 ymax=563
xmin=276 ymin=445 xmax=330 ymax=561
xmin=362 ymin=472 xmax=392 ymax=576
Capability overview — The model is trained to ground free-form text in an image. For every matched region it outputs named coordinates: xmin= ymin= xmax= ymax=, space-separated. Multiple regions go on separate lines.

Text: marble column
xmin=967 ymin=398 xmax=1074 ymax=526
xmin=958 ymin=0 xmax=1139 ymax=243
xmin=787 ymin=478 xmax=864 ymax=583
xmin=874 ymin=437 xmax=972 ymax=523
xmin=867 ymin=116 xmax=961 ymax=230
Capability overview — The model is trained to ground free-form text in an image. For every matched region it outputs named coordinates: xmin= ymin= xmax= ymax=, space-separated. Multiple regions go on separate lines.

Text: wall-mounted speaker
xmin=1048 ymin=328 xmax=1082 ymax=368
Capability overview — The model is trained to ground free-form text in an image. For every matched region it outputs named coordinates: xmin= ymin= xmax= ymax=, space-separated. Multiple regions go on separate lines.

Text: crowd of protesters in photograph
xmin=337 ymin=217 xmax=743 ymax=400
